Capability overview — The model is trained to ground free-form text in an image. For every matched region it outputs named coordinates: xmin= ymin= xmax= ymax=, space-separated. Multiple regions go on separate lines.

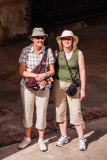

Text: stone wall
xmin=0 ymin=0 xmax=31 ymax=46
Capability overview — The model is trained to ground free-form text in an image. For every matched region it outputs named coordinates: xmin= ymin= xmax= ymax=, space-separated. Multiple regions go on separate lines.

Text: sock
xmin=38 ymin=138 xmax=43 ymax=142
xmin=26 ymin=137 xmax=31 ymax=141
xmin=79 ymin=138 xmax=84 ymax=140
xmin=62 ymin=135 xmax=67 ymax=137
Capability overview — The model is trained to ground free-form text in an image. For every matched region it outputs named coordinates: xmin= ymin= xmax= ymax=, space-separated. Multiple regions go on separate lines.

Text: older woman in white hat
xmin=53 ymin=30 xmax=86 ymax=150
xmin=18 ymin=27 xmax=55 ymax=151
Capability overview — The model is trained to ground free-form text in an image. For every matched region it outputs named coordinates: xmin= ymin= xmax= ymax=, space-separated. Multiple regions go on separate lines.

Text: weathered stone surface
xmin=0 ymin=26 xmax=4 ymax=45
xmin=0 ymin=0 xmax=31 ymax=46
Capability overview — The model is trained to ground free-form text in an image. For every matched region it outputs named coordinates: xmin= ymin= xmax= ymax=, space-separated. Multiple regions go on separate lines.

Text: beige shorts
xmin=21 ymin=86 xmax=50 ymax=130
xmin=53 ymin=79 xmax=84 ymax=125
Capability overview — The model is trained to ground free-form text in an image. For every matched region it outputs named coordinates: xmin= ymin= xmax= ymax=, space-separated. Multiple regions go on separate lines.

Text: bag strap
xmin=39 ymin=46 xmax=48 ymax=65
xmin=56 ymin=51 xmax=60 ymax=60
xmin=63 ymin=51 xmax=79 ymax=82
xmin=31 ymin=46 xmax=48 ymax=72
xmin=54 ymin=51 xmax=60 ymax=73
xmin=55 ymin=51 xmax=60 ymax=64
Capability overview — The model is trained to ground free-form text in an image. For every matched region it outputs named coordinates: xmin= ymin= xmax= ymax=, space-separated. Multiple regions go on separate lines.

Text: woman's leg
xmin=19 ymin=87 xmax=35 ymax=149
xmin=53 ymin=80 xmax=68 ymax=146
xmin=38 ymin=129 xmax=47 ymax=151
xmin=56 ymin=120 xmax=68 ymax=147
xmin=36 ymin=88 xmax=50 ymax=151
xmin=53 ymin=80 xmax=67 ymax=130
xmin=38 ymin=129 xmax=45 ymax=139
xmin=59 ymin=120 xmax=67 ymax=136
xmin=75 ymin=124 xmax=86 ymax=150
xmin=67 ymin=89 xmax=86 ymax=150
xmin=25 ymin=127 xmax=32 ymax=138
xmin=35 ymin=88 xmax=50 ymax=130
xmin=21 ymin=87 xmax=35 ymax=133
xmin=74 ymin=124 xmax=84 ymax=139
xmin=67 ymin=89 xmax=84 ymax=134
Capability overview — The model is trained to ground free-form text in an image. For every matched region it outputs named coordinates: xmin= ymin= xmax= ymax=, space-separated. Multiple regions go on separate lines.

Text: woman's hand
xmin=80 ymin=89 xmax=85 ymax=101
xmin=19 ymin=64 xmax=39 ymax=78
xmin=39 ymin=80 xmax=47 ymax=86
xmin=35 ymin=73 xmax=46 ymax=81
xmin=35 ymin=63 xmax=55 ymax=82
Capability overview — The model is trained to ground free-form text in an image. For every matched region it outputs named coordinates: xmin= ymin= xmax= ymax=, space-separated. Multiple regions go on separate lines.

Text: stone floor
xmin=0 ymin=117 xmax=107 ymax=160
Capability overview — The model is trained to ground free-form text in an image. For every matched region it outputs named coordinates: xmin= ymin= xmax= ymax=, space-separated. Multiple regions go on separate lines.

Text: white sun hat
xmin=57 ymin=30 xmax=78 ymax=44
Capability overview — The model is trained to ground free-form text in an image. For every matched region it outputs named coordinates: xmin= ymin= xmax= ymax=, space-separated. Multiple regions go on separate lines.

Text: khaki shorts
xmin=21 ymin=86 xmax=50 ymax=130
xmin=53 ymin=79 xmax=84 ymax=125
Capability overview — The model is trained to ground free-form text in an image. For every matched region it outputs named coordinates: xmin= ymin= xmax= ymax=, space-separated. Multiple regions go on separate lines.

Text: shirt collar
xmin=30 ymin=43 xmax=34 ymax=52
xmin=30 ymin=43 xmax=45 ymax=54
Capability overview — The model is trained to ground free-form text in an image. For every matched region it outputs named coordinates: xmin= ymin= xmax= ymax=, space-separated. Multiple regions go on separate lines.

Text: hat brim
xmin=57 ymin=35 xmax=78 ymax=42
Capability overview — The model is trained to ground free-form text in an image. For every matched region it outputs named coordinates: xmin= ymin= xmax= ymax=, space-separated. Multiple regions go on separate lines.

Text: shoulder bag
xmin=25 ymin=46 xmax=49 ymax=91
xmin=63 ymin=51 xmax=81 ymax=96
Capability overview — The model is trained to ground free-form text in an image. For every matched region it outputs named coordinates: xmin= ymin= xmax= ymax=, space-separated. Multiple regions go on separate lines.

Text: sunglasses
xmin=34 ymin=36 xmax=45 ymax=40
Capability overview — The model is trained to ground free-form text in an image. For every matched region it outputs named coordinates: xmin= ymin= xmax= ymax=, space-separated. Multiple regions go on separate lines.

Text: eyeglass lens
xmin=35 ymin=36 xmax=45 ymax=39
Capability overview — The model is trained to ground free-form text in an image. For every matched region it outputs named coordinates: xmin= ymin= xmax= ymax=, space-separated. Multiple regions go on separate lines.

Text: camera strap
xmin=63 ymin=51 xmax=79 ymax=83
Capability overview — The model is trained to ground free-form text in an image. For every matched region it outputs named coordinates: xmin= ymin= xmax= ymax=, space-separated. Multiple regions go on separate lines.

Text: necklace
xmin=65 ymin=51 xmax=73 ymax=60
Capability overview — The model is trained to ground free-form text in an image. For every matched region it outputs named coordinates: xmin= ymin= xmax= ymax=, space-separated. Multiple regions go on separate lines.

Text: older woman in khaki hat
xmin=18 ymin=27 xmax=55 ymax=151
xmin=53 ymin=30 xmax=86 ymax=151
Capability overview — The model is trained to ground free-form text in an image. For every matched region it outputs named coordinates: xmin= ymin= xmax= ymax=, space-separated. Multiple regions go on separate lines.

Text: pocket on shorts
xmin=59 ymin=80 xmax=72 ymax=91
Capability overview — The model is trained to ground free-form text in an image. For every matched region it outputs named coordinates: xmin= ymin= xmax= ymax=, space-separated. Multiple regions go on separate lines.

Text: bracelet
xmin=45 ymin=72 xmax=48 ymax=76
xmin=81 ymin=88 xmax=85 ymax=90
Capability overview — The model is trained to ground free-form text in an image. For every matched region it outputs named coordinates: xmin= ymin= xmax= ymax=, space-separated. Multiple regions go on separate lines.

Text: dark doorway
xmin=31 ymin=0 xmax=107 ymax=28
xmin=31 ymin=0 xmax=48 ymax=32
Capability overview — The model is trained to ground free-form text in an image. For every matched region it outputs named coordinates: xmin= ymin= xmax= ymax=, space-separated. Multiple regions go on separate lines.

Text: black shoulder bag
xmin=63 ymin=51 xmax=81 ymax=96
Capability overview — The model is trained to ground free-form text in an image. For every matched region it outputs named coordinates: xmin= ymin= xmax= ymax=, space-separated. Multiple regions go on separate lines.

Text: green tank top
xmin=55 ymin=49 xmax=79 ymax=82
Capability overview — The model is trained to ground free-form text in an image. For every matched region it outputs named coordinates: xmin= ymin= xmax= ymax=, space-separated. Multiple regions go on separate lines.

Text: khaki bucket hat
xmin=29 ymin=27 xmax=48 ymax=39
xmin=57 ymin=30 xmax=78 ymax=44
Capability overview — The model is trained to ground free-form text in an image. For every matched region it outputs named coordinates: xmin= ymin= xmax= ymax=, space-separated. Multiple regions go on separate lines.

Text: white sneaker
xmin=38 ymin=139 xmax=47 ymax=152
xmin=56 ymin=135 xmax=68 ymax=147
xmin=78 ymin=138 xmax=86 ymax=151
xmin=18 ymin=137 xmax=31 ymax=149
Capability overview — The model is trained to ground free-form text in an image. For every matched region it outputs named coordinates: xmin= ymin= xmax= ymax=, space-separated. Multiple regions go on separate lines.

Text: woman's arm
xmin=78 ymin=50 xmax=86 ymax=101
xmin=36 ymin=63 xmax=55 ymax=81
xmin=54 ymin=49 xmax=58 ymax=60
xmin=19 ymin=64 xmax=38 ymax=78
xmin=47 ymin=63 xmax=55 ymax=76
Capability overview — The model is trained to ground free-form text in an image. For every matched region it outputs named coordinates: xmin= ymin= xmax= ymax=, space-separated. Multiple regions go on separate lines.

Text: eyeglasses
xmin=34 ymin=36 xmax=45 ymax=40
